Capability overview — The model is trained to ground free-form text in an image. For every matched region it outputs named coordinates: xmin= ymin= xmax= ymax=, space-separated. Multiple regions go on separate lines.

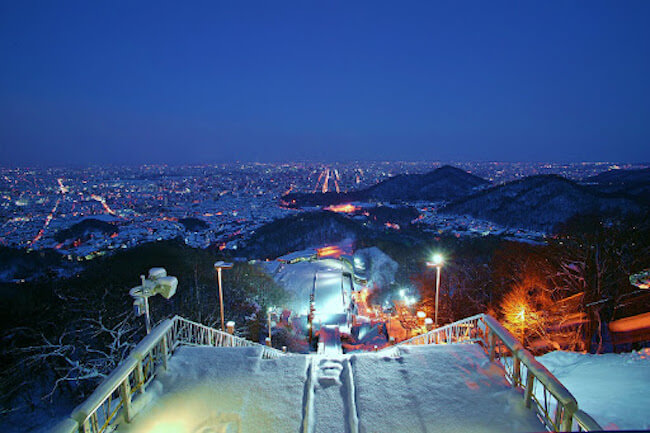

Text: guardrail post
xmin=489 ymin=331 xmax=496 ymax=362
xmin=162 ymin=335 xmax=169 ymax=370
xmin=135 ymin=359 xmax=145 ymax=394
xmin=119 ymin=379 xmax=133 ymax=422
xmin=560 ymin=407 xmax=574 ymax=432
xmin=513 ymin=357 xmax=521 ymax=386
xmin=524 ymin=370 xmax=534 ymax=408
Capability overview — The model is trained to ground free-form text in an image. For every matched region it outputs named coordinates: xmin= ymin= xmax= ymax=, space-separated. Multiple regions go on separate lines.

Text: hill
xmin=283 ymin=165 xmax=488 ymax=207
xmin=178 ymin=217 xmax=209 ymax=232
xmin=362 ymin=165 xmax=489 ymax=202
xmin=54 ymin=218 xmax=118 ymax=242
xmin=240 ymin=212 xmax=368 ymax=259
xmin=442 ymin=175 xmax=641 ymax=232
xmin=584 ymin=168 xmax=650 ymax=204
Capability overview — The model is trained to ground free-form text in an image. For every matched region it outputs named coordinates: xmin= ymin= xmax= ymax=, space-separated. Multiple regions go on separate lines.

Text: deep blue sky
xmin=1 ymin=1 xmax=649 ymax=165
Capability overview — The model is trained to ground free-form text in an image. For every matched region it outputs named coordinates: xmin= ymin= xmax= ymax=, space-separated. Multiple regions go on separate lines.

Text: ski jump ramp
xmin=53 ymin=315 xmax=601 ymax=433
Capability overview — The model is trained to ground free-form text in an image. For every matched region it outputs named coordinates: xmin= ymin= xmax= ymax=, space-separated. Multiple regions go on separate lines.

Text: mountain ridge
xmin=442 ymin=174 xmax=642 ymax=232
xmin=283 ymin=165 xmax=489 ymax=207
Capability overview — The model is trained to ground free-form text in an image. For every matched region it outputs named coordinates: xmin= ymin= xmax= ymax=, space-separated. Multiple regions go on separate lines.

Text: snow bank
xmin=537 ymin=349 xmax=650 ymax=431
xmin=355 ymin=246 xmax=398 ymax=291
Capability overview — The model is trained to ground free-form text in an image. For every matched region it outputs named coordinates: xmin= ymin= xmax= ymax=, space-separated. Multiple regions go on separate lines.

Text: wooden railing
xmin=51 ymin=316 xmax=285 ymax=433
xmin=386 ymin=313 xmax=603 ymax=432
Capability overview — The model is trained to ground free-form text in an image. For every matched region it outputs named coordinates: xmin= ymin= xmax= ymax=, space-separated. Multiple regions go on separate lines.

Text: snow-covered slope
xmin=118 ymin=344 xmax=544 ymax=433
xmin=119 ymin=346 xmax=307 ymax=433
xmin=353 ymin=345 xmax=542 ymax=433
xmin=537 ymin=349 xmax=650 ymax=431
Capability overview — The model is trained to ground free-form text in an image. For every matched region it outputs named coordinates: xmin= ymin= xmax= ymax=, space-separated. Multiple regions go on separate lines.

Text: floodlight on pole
xmin=129 ymin=267 xmax=178 ymax=334
xmin=426 ymin=253 xmax=445 ymax=328
xmin=214 ymin=261 xmax=233 ymax=332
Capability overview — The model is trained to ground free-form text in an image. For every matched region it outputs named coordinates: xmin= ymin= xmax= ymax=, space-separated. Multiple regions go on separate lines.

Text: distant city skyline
xmin=1 ymin=1 xmax=649 ymax=165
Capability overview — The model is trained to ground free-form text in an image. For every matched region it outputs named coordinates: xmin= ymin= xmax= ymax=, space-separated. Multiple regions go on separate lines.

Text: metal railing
xmin=385 ymin=313 xmax=603 ymax=432
xmin=170 ymin=316 xmax=285 ymax=359
xmin=396 ymin=313 xmax=483 ymax=346
xmin=52 ymin=315 xmax=285 ymax=433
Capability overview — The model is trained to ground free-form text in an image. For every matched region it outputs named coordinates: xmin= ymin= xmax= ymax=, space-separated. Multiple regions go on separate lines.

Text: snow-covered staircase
xmin=53 ymin=314 xmax=603 ymax=433
xmin=302 ymin=356 xmax=359 ymax=433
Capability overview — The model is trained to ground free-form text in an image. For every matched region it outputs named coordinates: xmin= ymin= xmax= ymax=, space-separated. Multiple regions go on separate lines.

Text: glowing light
xmin=30 ymin=197 xmax=60 ymax=245
xmin=432 ymin=253 xmax=444 ymax=266
xmin=416 ymin=311 xmax=426 ymax=319
xmin=317 ymin=245 xmax=344 ymax=258
xmin=516 ymin=307 xmax=526 ymax=323
xmin=322 ymin=169 xmax=330 ymax=193
xmin=325 ymin=203 xmax=359 ymax=213
xmin=90 ymin=194 xmax=116 ymax=215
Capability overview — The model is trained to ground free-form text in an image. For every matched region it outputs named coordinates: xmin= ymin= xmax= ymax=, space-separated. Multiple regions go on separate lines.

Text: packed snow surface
xmin=118 ymin=344 xmax=544 ymax=433
xmin=352 ymin=345 xmax=542 ymax=433
xmin=537 ymin=349 xmax=650 ymax=431
xmin=120 ymin=346 xmax=306 ymax=433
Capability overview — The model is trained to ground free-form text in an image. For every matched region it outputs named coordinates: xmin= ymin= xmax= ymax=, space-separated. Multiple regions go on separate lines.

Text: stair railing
xmin=387 ymin=313 xmax=602 ymax=432
xmin=52 ymin=315 xmax=284 ymax=433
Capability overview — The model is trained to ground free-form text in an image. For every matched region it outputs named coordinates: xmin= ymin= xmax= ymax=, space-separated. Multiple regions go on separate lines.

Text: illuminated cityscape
xmin=1 ymin=161 xmax=644 ymax=262
xmin=1 ymin=1 xmax=649 ymax=432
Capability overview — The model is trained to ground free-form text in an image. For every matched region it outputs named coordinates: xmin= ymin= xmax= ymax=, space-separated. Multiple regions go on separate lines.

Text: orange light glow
xmin=516 ymin=307 xmax=526 ymax=323
xmin=317 ymin=245 xmax=344 ymax=258
xmin=325 ymin=203 xmax=359 ymax=213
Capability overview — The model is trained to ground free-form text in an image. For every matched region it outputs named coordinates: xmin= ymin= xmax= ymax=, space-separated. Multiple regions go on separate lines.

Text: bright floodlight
xmin=432 ymin=253 xmax=444 ymax=265
xmin=399 ymin=289 xmax=406 ymax=297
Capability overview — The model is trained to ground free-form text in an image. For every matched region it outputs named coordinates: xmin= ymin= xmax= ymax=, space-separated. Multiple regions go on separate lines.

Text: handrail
xmin=170 ymin=316 xmax=285 ymax=359
xmin=386 ymin=313 xmax=602 ymax=432
xmin=573 ymin=409 xmax=602 ymax=432
xmin=52 ymin=316 xmax=285 ymax=433
xmin=396 ymin=313 xmax=485 ymax=346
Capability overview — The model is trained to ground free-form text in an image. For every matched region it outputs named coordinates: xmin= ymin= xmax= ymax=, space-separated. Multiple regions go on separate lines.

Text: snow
xmin=271 ymin=258 xmax=351 ymax=324
xmin=354 ymin=246 xmax=398 ymax=290
xmin=537 ymin=349 xmax=650 ymax=431
xmin=352 ymin=345 xmax=542 ymax=433
xmin=119 ymin=346 xmax=307 ymax=433
xmin=116 ymin=343 xmax=544 ymax=433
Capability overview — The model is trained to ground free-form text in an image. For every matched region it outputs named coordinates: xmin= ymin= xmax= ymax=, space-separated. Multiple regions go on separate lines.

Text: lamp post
xmin=426 ymin=253 xmax=444 ymax=328
xmin=267 ymin=307 xmax=273 ymax=346
xmin=129 ymin=267 xmax=178 ymax=334
xmin=214 ymin=261 xmax=233 ymax=332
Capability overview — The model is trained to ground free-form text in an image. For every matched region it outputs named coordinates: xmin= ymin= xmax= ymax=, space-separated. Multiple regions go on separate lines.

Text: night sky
xmin=1 ymin=1 xmax=649 ymax=165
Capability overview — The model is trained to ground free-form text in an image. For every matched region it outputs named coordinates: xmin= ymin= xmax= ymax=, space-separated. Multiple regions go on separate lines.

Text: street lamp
xmin=129 ymin=267 xmax=178 ymax=334
xmin=267 ymin=307 xmax=273 ymax=346
xmin=214 ymin=261 xmax=233 ymax=332
xmin=426 ymin=253 xmax=444 ymax=328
